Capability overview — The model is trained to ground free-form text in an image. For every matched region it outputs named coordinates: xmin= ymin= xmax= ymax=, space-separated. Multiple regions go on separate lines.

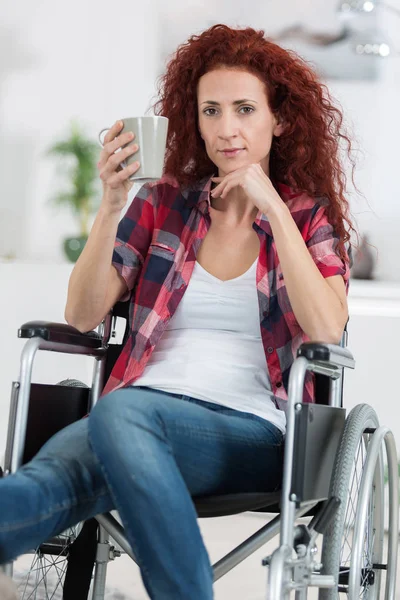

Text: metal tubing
xmin=373 ymin=445 xmax=385 ymax=596
xmin=95 ymin=514 xmax=137 ymax=563
xmin=384 ymin=430 xmax=399 ymax=600
xmin=330 ymin=371 xmax=343 ymax=408
xmin=91 ymin=526 xmax=110 ymax=600
xmin=268 ymin=545 xmax=292 ymax=600
xmin=294 ymin=587 xmax=308 ymax=600
xmin=11 ymin=337 xmax=41 ymax=472
xmin=212 ymin=503 xmax=317 ymax=581
xmin=91 ymin=357 xmax=106 ymax=409
xmin=308 ymin=574 xmax=335 ymax=588
xmin=95 ymin=506 xmax=314 ymax=584
xmin=91 ymin=314 xmax=113 ymax=409
xmin=349 ymin=427 xmax=398 ymax=600
xmin=212 ymin=513 xmax=281 ymax=581
xmin=280 ymin=356 xmax=309 ymax=547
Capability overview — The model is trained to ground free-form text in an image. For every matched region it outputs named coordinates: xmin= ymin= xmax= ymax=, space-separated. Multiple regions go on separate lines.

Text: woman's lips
xmin=220 ymin=149 xmax=244 ymax=158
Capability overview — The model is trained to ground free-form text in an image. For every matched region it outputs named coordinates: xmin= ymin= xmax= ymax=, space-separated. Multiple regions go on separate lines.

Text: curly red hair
xmin=150 ymin=24 xmax=358 ymax=263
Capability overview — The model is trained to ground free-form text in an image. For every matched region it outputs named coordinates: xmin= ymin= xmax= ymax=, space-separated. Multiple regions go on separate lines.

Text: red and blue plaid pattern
xmin=103 ymin=173 xmax=350 ymax=404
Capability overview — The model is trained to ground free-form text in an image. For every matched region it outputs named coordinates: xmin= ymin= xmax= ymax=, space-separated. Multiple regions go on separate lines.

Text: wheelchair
xmin=1 ymin=298 xmax=398 ymax=599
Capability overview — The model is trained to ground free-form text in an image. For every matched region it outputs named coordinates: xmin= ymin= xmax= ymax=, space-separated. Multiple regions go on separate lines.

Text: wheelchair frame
xmin=2 ymin=308 xmax=399 ymax=599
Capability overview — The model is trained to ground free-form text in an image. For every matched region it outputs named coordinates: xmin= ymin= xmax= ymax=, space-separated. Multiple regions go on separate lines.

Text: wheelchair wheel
xmin=14 ymin=524 xmax=83 ymax=599
xmin=319 ymin=403 xmax=395 ymax=599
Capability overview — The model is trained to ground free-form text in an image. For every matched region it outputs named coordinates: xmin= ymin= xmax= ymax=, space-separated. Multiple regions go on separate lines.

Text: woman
xmin=0 ymin=24 xmax=355 ymax=600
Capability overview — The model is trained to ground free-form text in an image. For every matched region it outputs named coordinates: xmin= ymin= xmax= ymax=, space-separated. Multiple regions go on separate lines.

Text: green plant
xmin=46 ymin=120 xmax=100 ymax=237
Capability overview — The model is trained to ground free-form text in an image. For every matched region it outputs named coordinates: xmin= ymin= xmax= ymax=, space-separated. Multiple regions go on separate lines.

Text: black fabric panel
xmin=22 ymin=383 xmax=90 ymax=464
xmin=63 ymin=519 xmax=99 ymax=600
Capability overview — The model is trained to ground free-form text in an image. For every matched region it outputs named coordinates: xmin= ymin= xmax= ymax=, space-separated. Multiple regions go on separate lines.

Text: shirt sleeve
xmin=112 ymin=182 xmax=157 ymax=300
xmin=306 ymin=204 xmax=351 ymax=292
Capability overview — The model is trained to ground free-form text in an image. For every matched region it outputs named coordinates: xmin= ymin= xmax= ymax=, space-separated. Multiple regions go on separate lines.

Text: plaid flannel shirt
xmin=102 ymin=173 xmax=350 ymax=404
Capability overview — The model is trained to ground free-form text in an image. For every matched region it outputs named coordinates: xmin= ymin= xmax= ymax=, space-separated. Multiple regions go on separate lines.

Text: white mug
xmin=98 ymin=116 xmax=169 ymax=181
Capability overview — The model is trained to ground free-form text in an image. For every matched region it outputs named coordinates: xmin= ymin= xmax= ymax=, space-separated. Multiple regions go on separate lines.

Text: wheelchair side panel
xmin=291 ymin=404 xmax=346 ymax=504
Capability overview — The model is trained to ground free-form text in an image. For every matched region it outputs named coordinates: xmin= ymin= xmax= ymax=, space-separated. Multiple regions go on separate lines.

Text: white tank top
xmin=132 ymin=258 xmax=286 ymax=433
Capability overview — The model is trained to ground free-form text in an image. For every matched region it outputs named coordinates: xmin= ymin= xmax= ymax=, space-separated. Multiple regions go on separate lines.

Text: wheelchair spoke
xmin=19 ymin=552 xmax=40 ymax=600
xmin=340 ymin=438 xmax=367 ymax=573
xmin=14 ymin=524 xmax=83 ymax=600
xmin=18 ymin=553 xmax=66 ymax=600
xmin=337 ymin=435 xmax=378 ymax=598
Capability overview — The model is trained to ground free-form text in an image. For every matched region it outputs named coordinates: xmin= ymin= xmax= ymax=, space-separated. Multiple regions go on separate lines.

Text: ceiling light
xmin=355 ymin=41 xmax=391 ymax=55
xmin=337 ymin=0 xmax=399 ymax=57
xmin=338 ymin=0 xmax=400 ymax=17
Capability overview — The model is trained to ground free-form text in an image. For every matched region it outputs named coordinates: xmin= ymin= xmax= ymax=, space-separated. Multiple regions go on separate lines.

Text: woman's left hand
xmin=211 ymin=163 xmax=286 ymax=218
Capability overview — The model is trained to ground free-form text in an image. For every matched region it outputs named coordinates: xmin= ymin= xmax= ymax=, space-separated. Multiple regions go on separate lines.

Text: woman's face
xmin=197 ymin=68 xmax=283 ymax=177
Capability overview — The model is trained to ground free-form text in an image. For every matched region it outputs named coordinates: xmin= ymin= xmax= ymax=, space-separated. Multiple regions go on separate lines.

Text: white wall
xmin=0 ymin=0 xmax=159 ymax=263
xmin=1 ymin=1 xmax=399 ymax=281
xmin=329 ymin=74 xmax=400 ymax=283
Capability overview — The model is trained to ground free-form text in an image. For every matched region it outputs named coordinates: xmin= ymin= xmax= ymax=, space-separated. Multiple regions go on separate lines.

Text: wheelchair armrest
xmin=18 ymin=321 xmax=102 ymax=349
xmin=297 ymin=342 xmax=355 ymax=369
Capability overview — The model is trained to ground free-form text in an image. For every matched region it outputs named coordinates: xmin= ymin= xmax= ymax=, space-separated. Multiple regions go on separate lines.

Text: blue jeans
xmin=0 ymin=386 xmax=284 ymax=599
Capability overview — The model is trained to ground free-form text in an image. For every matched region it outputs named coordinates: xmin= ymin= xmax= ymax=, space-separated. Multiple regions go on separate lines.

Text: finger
xmin=106 ymin=161 xmax=140 ymax=187
xmin=103 ymin=131 xmax=135 ymax=158
xmin=211 ymin=179 xmax=229 ymax=197
xmin=103 ymin=120 xmax=124 ymax=146
xmin=99 ymin=144 xmax=139 ymax=181
xmin=108 ymin=143 xmax=139 ymax=172
xmin=98 ymin=134 xmax=136 ymax=171
xmin=213 ymin=175 xmax=238 ymax=198
xmin=220 ymin=183 xmax=233 ymax=198
xmin=120 ymin=160 xmax=140 ymax=181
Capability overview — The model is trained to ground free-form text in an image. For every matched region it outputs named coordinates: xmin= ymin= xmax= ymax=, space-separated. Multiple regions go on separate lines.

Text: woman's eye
xmin=240 ymin=106 xmax=254 ymax=114
xmin=203 ymin=106 xmax=254 ymax=116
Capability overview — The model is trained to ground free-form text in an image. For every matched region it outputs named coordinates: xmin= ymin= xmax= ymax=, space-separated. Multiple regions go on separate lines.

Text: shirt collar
xmin=183 ymin=173 xmax=300 ymax=237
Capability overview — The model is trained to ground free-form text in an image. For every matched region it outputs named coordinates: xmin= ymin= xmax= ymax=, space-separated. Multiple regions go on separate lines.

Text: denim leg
xmin=0 ymin=418 xmax=113 ymax=564
xmin=88 ymin=387 xmax=284 ymax=600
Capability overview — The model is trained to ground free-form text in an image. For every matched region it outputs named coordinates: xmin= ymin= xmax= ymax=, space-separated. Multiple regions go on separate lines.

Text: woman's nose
xmin=218 ymin=118 xmax=240 ymax=139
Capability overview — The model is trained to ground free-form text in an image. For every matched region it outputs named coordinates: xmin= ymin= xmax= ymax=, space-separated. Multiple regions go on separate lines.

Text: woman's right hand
xmin=97 ymin=120 xmax=141 ymax=214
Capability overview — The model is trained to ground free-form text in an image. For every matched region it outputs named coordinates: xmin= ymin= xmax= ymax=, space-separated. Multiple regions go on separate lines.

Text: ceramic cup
xmin=98 ymin=116 xmax=168 ymax=181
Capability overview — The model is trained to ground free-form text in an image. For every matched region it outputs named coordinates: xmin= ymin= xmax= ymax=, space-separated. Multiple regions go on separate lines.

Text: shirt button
xmin=267 ymin=347 xmax=274 ymax=353
xmin=276 ymin=382 xmax=282 ymax=388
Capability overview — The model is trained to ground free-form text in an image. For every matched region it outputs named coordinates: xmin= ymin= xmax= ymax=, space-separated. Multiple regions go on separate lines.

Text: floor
xmin=13 ymin=511 xmax=398 ymax=599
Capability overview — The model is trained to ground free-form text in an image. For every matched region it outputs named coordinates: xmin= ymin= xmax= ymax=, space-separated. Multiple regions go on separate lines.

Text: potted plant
xmin=47 ymin=120 xmax=100 ymax=262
